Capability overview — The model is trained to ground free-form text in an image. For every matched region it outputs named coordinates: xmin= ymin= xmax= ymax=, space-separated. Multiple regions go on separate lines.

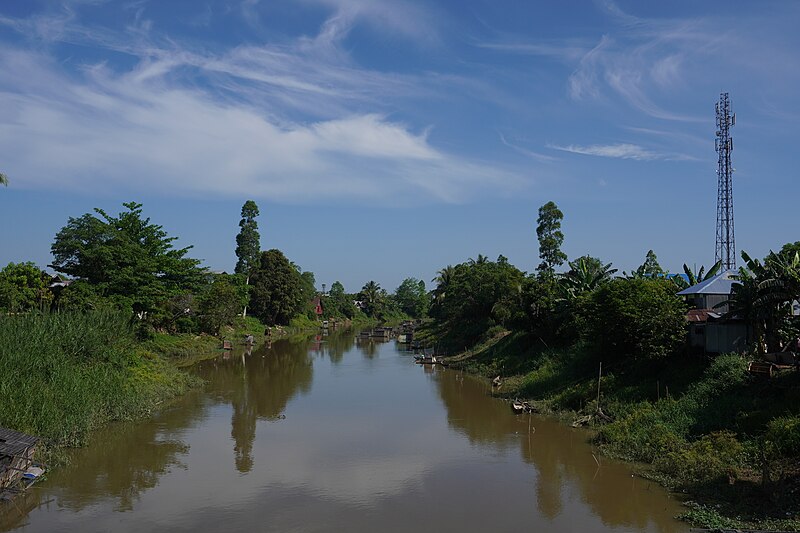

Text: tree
xmin=587 ymin=278 xmax=687 ymax=362
xmin=536 ymin=201 xmax=567 ymax=277
xmin=249 ymin=249 xmax=305 ymax=325
xmin=633 ymin=250 xmax=664 ymax=278
xmin=560 ymin=255 xmax=617 ymax=298
xmin=0 ymin=172 xmax=8 ymax=187
xmin=325 ymin=281 xmax=355 ymax=318
xmin=359 ymin=281 xmax=384 ymax=318
xmin=435 ymin=258 xmax=526 ymax=345
xmin=672 ymin=260 xmax=723 ymax=290
xmin=235 ymin=200 xmax=261 ymax=318
xmin=0 ymin=262 xmax=52 ymax=312
xmin=50 ymin=202 xmax=204 ymax=316
xmin=394 ymin=277 xmax=430 ymax=318
xmin=198 ymin=276 xmax=248 ymax=334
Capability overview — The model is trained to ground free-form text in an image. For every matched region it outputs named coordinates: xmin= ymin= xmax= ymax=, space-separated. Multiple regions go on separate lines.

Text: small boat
xmin=511 ymin=399 xmax=526 ymax=414
xmin=414 ymin=355 xmax=438 ymax=365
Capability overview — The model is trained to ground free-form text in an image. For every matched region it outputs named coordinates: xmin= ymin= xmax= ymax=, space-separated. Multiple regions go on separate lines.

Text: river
xmin=3 ymin=331 xmax=689 ymax=532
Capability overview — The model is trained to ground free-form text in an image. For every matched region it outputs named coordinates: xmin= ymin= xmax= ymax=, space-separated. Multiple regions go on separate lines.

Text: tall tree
xmin=536 ymin=201 xmax=567 ymax=277
xmin=235 ymin=200 xmax=261 ymax=317
xmin=634 ymin=250 xmax=665 ymax=278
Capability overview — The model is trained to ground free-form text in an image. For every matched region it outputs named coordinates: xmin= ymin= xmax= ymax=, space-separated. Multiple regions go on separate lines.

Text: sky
xmin=0 ymin=0 xmax=798 ymax=292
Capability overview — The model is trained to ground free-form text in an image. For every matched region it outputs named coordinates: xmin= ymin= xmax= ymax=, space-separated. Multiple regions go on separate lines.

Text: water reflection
xmin=199 ymin=339 xmax=314 ymax=473
xmin=433 ymin=367 xmax=684 ymax=532
xmin=4 ymin=331 xmax=687 ymax=533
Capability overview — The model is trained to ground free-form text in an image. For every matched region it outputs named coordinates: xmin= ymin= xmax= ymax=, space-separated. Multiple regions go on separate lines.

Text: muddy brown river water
xmin=3 ymin=332 xmax=689 ymax=532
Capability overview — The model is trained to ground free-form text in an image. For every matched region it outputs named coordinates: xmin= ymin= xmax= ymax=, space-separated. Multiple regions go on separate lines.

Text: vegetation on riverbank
xmin=0 ymin=311 xmax=197 ymax=453
xmin=438 ymin=329 xmax=800 ymax=530
xmin=421 ymin=201 xmax=800 ymax=530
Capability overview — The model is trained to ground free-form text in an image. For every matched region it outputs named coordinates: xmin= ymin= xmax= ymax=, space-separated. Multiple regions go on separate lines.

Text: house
xmin=676 ymin=270 xmax=738 ymax=313
xmin=677 ymin=270 xmax=749 ymax=355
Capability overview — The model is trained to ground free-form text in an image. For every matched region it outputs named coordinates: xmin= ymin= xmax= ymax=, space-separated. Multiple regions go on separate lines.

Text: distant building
xmin=677 ymin=270 xmax=749 ymax=355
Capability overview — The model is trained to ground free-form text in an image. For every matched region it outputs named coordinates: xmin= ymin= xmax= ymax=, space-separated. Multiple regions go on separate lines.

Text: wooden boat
xmin=414 ymin=355 xmax=438 ymax=365
xmin=511 ymin=400 xmax=526 ymax=414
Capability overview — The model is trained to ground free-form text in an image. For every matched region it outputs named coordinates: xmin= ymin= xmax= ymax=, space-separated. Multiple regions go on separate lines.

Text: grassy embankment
xmin=0 ymin=311 xmax=198 ymax=461
xmin=422 ymin=324 xmax=800 ymax=531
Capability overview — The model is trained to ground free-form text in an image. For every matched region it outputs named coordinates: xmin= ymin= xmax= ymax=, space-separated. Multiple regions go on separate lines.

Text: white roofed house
xmin=677 ymin=270 xmax=750 ymax=355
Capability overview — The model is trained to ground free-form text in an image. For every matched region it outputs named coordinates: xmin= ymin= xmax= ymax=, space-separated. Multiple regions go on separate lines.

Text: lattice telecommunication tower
xmin=715 ymin=92 xmax=736 ymax=270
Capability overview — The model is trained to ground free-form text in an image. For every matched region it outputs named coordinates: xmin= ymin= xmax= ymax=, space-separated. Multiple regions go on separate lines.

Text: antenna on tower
xmin=715 ymin=92 xmax=736 ymax=270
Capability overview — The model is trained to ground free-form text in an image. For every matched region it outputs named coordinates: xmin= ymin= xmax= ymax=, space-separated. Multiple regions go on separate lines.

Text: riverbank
xmin=431 ymin=326 xmax=800 ymax=531
xmin=0 ymin=312 xmax=199 ymax=463
xmin=0 ymin=310 xmax=378 ymax=463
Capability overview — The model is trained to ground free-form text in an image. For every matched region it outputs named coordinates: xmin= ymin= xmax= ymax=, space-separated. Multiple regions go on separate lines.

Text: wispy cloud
xmin=0 ymin=44 xmax=520 ymax=204
xmin=498 ymin=133 xmax=557 ymax=162
xmin=548 ymin=142 xmax=693 ymax=161
xmin=478 ymin=41 xmax=588 ymax=63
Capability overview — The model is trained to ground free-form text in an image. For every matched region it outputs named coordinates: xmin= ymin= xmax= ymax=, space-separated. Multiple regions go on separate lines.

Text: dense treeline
xmin=0 ymin=201 xmax=431 ymax=337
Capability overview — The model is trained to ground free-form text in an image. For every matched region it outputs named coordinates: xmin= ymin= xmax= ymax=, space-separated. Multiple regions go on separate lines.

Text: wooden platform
xmin=0 ymin=427 xmax=39 ymax=490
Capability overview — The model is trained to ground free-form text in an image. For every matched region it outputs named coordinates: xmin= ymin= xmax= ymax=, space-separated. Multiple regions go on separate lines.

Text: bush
xmin=656 ymin=431 xmax=744 ymax=485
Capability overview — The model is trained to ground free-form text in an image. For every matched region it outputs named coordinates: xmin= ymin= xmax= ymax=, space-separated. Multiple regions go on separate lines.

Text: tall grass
xmin=0 ymin=311 xmax=194 ymax=447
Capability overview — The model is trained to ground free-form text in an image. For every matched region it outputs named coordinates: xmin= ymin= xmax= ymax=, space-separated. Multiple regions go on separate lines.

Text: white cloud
xmin=549 ymin=143 xmax=665 ymax=161
xmin=0 ymin=47 xmax=519 ymax=204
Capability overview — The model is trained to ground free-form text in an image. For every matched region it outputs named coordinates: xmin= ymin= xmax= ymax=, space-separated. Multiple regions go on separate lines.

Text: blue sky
xmin=1 ymin=0 xmax=798 ymax=292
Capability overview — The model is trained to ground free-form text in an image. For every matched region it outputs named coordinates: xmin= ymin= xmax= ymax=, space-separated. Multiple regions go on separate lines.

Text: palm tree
xmin=432 ymin=265 xmax=454 ymax=300
xmin=671 ymin=260 xmax=723 ymax=290
xmin=719 ymin=251 xmax=800 ymax=353
xmin=359 ymin=281 xmax=383 ymax=317
xmin=559 ymin=256 xmax=617 ymax=298
xmin=468 ymin=254 xmax=489 ymax=266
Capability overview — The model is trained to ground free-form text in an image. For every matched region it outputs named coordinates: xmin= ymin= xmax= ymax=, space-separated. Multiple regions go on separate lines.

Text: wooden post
xmin=596 ymin=361 xmax=602 ymax=408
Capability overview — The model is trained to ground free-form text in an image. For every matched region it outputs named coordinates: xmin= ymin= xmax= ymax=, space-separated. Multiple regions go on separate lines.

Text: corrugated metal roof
xmin=0 ymin=428 xmax=39 ymax=458
xmin=676 ymin=269 xmax=738 ymax=296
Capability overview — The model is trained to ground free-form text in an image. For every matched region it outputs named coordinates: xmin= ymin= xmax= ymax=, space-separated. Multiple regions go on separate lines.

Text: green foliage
xmin=249 ymin=249 xmax=305 ymax=325
xmin=0 ymin=262 xmax=52 ymax=312
xmin=633 ymin=249 xmax=665 ymax=278
xmin=358 ymin=280 xmax=384 ymax=318
xmin=322 ymin=281 xmax=352 ymax=319
xmin=0 ymin=311 xmax=194 ymax=446
xmin=394 ymin=277 xmax=430 ymax=318
xmin=198 ymin=275 xmax=248 ymax=334
xmin=559 ymin=255 xmax=617 ymax=298
xmin=234 ymin=200 xmax=260 ymax=278
xmin=586 ymin=278 xmax=687 ymax=362
xmin=50 ymin=202 xmax=204 ymax=316
xmin=536 ymin=201 xmax=567 ymax=276
xmin=656 ymin=431 xmax=744 ymax=485
xmin=435 ymin=257 xmax=525 ymax=347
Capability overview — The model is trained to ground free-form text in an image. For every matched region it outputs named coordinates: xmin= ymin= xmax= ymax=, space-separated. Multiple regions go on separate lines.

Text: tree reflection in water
xmin=198 ymin=338 xmax=313 ymax=474
xmin=433 ymin=367 xmax=681 ymax=532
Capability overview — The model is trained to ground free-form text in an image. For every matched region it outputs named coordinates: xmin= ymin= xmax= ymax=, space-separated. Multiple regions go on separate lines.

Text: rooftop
xmin=676 ymin=270 xmax=738 ymax=296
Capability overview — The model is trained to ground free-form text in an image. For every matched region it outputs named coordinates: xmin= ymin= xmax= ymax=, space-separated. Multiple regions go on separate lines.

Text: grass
xmin=0 ymin=311 xmax=197 ymax=451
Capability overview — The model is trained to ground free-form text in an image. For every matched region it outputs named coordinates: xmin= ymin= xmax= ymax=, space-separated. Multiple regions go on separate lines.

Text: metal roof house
xmin=676 ymin=270 xmax=738 ymax=314
xmin=677 ymin=270 xmax=749 ymax=354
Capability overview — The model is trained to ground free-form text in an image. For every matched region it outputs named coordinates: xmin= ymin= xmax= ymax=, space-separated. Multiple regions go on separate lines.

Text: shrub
xmin=656 ymin=431 xmax=744 ymax=485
